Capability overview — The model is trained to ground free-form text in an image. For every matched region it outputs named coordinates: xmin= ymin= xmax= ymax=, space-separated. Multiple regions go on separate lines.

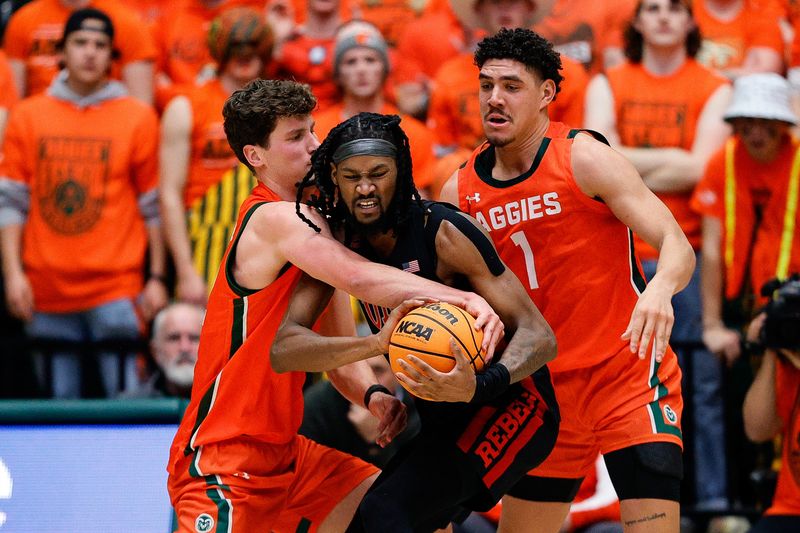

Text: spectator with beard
xmin=123 ymin=302 xmax=204 ymax=399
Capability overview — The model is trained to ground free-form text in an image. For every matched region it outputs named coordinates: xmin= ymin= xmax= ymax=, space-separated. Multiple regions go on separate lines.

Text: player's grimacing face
xmin=332 ymin=154 xmax=397 ymax=227
xmin=479 ymin=59 xmax=544 ymax=147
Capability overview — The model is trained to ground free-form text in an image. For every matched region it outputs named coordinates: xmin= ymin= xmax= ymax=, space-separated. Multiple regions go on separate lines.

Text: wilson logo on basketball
xmin=422 ymin=303 xmax=459 ymax=325
xmin=395 ymin=320 xmax=433 ymax=341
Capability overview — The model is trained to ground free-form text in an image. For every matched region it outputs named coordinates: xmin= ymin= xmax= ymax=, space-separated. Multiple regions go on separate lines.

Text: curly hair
xmin=623 ymin=0 xmax=701 ymax=63
xmin=295 ymin=113 xmax=422 ymax=241
xmin=223 ymin=79 xmax=316 ymax=172
xmin=474 ymin=28 xmax=563 ymax=96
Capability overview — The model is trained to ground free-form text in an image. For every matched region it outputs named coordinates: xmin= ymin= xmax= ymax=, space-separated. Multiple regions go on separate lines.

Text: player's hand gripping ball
xmin=389 ymin=302 xmax=485 ymax=395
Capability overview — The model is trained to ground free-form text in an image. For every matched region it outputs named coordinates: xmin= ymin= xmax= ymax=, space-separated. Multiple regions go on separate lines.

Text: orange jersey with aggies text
xmin=457 ymin=126 xmax=646 ymax=372
xmin=168 ymin=183 xmax=305 ymax=475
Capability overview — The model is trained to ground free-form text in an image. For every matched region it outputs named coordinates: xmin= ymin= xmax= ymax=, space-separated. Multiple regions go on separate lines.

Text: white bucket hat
xmin=723 ymin=73 xmax=799 ymax=125
xmin=449 ymin=0 xmax=554 ymax=32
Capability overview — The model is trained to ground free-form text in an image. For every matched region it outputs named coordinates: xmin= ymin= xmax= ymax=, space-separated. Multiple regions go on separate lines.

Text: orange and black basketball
xmin=389 ymin=302 xmax=485 ymax=393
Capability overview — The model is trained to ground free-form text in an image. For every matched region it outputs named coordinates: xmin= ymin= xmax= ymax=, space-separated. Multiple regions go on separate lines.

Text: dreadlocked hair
xmin=295 ymin=113 xmax=422 ymax=242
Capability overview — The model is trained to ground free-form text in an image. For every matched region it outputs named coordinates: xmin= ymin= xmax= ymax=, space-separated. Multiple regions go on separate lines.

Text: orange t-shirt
xmin=183 ymin=79 xmax=238 ymax=207
xmin=275 ymin=32 xmax=338 ymax=113
xmin=313 ymin=101 xmax=436 ymax=189
xmin=393 ymin=9 xmax=466 ymax=85
xmin=533 ymin=0 xmax=638 ymax=74
xmin=0 ymin=92 xmax=158 ymax=312
xmin=691 ymin=136 xmax=800 ymax=303
xmin=428 ymin=52 xmax=587 ymax=152
xmin=457 ymin=128 xmax=646 ymax=371
xmin=3 ymin=0 xmax=158 ymax=97
xmin=606 ymin=59 xmax=728 ymax=258
xmin=355 ymin=0 xmax=429 ymax=47
xmin=694 ymin=0 xmax=784 ymax=70
xmin=168 ymin=183 xmax=306 ymax=473
xmin=767 ymin=357 xmax=800 ymax=515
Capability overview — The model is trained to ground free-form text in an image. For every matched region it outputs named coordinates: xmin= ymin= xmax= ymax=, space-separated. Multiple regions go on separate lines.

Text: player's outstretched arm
xmin=272 ymin=284 xmax=410 ymax=445
xmin=237 ymin=201 xmax=503 ymax=354
xmin=571 ymin=134 xmax=695 ymax=362
xmin=395 ymin=212 xmax=556 ymax=403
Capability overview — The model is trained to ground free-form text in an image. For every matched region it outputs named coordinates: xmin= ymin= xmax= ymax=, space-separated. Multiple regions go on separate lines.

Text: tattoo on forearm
xmin=623 ymin=512 xmax=667 ymax=526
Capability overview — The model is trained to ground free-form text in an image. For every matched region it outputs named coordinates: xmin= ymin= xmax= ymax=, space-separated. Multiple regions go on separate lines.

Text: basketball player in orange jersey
xmin=273 ymin=112 xmax=559 ymax=532
xmin=439 ymin=29 xmax=695 ymax=532
xmin=166 ymin=79 xmax=504 ymax=533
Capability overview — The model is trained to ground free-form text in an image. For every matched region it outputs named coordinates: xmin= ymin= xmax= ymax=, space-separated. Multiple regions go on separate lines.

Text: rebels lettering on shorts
xmin=457 ymin=387 xmax=544 ymax=486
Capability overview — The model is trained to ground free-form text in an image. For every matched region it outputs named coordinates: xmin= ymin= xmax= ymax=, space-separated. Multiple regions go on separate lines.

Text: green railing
xmin=0 ymin=398 xmax=188 ymax=424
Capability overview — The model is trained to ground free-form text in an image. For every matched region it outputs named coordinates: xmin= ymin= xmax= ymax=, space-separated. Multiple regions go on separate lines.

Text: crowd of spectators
xmin=1 ymin=0 xmax=799 ymax=530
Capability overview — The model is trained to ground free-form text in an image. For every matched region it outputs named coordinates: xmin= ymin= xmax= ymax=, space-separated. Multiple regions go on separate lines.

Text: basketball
xmin=388 ymin=302 xmax=485 ymax=394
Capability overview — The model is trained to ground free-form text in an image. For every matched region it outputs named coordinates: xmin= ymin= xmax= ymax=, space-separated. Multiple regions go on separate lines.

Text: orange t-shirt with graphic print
xmin=275 ymin=32 xmax=338 ymax=113
xmin=533 ymin=0 xmax=638 ymax=74
xmin=0 ymin=92 xmax=158 ymax=313
xmin=691 ymin=136 xmax=800 ymax=303
xmin=428 ymin=52 xmax=587 ymax=152
xmin=694 ymin=0 xmax=784 ymax=71
xmin=606 ymin=59 xmax=728 ymax=259
xmin=766 ymin=357 xmax=800 ymax=516
xmin=313 ymin=101 xmax=436 ymax=190
xmin=3 ymin=0 xmax=157 ymax=97
xmin=183 ymin=79 xmax=238 ymax=207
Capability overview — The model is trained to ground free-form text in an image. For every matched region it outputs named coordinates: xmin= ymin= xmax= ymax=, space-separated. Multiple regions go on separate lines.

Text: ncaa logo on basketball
xmin=664 ymin=405 xmax=677 ymax=424
xmin=395 ymin=320 xmax=433 ymax=341
xmin=195 ymin=513 xmax=214 ymax=532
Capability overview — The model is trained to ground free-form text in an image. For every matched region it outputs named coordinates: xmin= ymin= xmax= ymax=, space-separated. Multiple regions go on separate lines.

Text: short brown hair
xmin=223 ymin=79 xmax=316 ymax=171
xmin=624 ymin=0 xmax=701 ymax=63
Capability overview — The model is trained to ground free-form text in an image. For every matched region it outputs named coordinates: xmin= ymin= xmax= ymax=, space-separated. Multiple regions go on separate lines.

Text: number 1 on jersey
xmin=511 ymin=231 xmax=539 ymax=289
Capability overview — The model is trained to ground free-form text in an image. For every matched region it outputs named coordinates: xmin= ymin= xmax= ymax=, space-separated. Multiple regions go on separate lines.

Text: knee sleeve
xmin=604 ymin=442 xmax=683 ymax=501
xmin=505 ymin=475 xmax=583 ymax=503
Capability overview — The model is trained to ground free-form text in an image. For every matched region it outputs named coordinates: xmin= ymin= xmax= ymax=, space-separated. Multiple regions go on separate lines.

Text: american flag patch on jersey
xmin=402 ymin=260 xmax=420 ymax=273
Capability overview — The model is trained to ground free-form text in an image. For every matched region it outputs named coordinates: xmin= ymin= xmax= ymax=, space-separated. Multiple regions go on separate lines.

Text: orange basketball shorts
xmin=528 ymin=345 xmax=683 ymax=479
xmin=168 ymin=434 xmax=378 ymax=533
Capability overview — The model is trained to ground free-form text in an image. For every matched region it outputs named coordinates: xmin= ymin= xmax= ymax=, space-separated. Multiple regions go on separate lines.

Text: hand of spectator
xmin=177 ymin=270 xmax=207 ymax=306
xmin=395 ymin=339 xmax=477 ymax=403
xmin=139 ymin=278 xmax=168 ymax=323
xmin=703 ymin=324 xmax=741 ymax=366
xmin=375 ymin=297 xmax=433 ymax=352
xmin=4 ymin=270 xmax=34 ymax=321
xmin=462 ymin=293 xmax=504 ymax=364
xmin=362 ymin=392 xmax=408 ymax=447
xmin=621 ymin=281 xmax=675 ymax=362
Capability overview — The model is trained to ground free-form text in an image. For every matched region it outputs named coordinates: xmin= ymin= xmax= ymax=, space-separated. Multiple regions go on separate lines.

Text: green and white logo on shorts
xmin=664 ymin=404 xmax=677 ymax=424
xmin=195 ymin=513 xmax=214 ymax=532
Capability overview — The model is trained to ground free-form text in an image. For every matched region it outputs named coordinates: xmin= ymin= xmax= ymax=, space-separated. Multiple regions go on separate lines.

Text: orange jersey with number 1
xmin=457 ymin=126 xmax=646 ymax=372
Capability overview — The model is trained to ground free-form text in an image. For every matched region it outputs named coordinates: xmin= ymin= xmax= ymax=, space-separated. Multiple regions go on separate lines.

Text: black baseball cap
xmin=58 ymin=7 xmax=115 ymax=47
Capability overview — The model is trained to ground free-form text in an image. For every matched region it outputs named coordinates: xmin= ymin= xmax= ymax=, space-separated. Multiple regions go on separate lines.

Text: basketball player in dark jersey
xmin=272 ymin=113 xmax=560 ymax=532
